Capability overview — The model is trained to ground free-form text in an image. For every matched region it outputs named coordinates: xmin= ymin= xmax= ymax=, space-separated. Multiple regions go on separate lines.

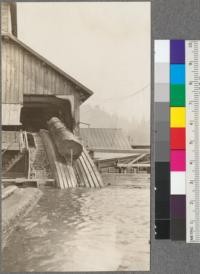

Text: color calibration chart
xmin=154 ymin=40 xmax=200 ymax=242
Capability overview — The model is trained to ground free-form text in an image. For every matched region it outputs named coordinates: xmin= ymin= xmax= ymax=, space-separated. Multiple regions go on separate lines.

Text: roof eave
xmin=1 ymin=33 xmax=94 ymax=102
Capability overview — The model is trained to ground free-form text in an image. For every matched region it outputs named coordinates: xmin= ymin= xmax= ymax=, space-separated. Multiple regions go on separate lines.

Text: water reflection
xmin=2 ymin=183 xmax=150 ymax=271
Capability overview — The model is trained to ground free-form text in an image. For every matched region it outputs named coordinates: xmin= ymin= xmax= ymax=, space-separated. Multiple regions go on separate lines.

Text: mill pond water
xmin=2 ymin=175 xmax=150 ymax=272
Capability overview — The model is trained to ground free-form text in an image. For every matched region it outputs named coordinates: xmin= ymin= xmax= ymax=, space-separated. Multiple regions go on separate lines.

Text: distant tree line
xmin=80 ymin=104 xmax=150 ymax=145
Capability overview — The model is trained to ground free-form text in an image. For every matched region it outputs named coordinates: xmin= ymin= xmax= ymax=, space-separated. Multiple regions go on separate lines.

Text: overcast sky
xmin=17 ymin=2 xmax=150 ymax=122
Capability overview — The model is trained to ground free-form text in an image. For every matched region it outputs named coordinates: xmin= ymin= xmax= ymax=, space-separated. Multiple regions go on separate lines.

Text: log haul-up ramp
xmin=40 ymin=129 xmax=103 ymax=189
xmin=74 ymin=147 xmax=104 ymax=188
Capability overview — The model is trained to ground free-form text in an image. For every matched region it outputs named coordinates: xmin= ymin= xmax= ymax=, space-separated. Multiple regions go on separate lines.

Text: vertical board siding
xmin=1 ymin=3 xmax=11 ymax=33
xmin=39 ymin=61 xmax=44 ymax=94
xmin=10 ymin=42 xmax=16 ymax=102
xmin=2 ymin=39 xmax=81 ymax=109
xmin=2 ymin=42 xmax=7 ymax=103
xmin=30 ymin=57 xmax=35 ymax=94
xmin=6 ymin=41 xmax=11 ymax=103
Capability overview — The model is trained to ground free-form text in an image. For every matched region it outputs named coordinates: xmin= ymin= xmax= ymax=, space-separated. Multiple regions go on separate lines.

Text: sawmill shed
xmin=1 ymin=2 xmax=104 ymax=189
xmin=1 ymin=2 xmax=93 ymax=134
xmin=80 ymin=128 xmax=134 ymax=160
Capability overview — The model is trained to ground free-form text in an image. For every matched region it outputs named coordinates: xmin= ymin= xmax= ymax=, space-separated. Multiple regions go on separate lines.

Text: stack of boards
xmin=154 ymin=40 xmax=200 ymax=243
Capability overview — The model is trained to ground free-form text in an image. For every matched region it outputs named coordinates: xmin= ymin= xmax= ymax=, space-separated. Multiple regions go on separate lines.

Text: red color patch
xmin=170 ymin=128 xmax=185 ymax=150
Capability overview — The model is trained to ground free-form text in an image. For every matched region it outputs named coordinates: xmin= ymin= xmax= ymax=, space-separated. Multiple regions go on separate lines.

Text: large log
xmin=47 ymin=117 xmax=82 ymax=160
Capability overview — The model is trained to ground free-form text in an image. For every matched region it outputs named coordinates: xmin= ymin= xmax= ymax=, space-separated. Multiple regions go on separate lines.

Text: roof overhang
xmin=1 ymin=33 xmax=93 ymax=103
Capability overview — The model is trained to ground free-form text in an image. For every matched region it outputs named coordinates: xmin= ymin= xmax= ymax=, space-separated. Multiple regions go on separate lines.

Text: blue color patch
xmin=170 ymin=64 xmax=185 ymax=84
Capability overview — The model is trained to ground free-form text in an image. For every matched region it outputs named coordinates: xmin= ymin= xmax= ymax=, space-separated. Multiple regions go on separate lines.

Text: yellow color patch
xmin=170 ymin=107 xmax=186 ymax=128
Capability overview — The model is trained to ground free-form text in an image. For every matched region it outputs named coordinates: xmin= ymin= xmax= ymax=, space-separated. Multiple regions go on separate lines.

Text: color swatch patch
xmin=170 ymin=107 xmax=186 ymax=128
xmin=170 ymin=150 xmax=186 ymax=171
xmin=170 ymin=128 xmax=185 ymax=150
xmin=170 ymin=85 xmax=185 ymax=106
xmin=170 ymin=40 xmax=186 ymax=241
xmin=155 ymin=39 xmax=200 ymax=243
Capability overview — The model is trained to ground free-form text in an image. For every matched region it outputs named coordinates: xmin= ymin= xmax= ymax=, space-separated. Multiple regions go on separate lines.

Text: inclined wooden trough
xmin=40 ymin=118 xmax=103 ymax=189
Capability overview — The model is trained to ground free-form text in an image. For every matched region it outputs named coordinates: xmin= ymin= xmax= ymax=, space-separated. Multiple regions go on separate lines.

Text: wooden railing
xmin=22 ymin=131 xmax=31 ymax=179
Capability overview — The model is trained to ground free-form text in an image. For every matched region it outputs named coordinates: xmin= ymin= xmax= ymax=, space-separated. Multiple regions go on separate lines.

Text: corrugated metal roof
xmin=80 ymin=128 xmax=132 ymax=151
xmin=2 ymin=104 xmax=22 ymax=125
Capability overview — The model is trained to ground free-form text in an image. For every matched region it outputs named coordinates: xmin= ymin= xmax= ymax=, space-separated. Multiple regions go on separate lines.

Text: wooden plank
xmin=34 ymin=58 xmax=39 ymax=93
xmin=6 ymin=41 xmax=10 ymax=103
xmin=75 ymin=158 xmax=90 ymax=187
xmin=47 ymin=68 xmax=52 ymax=95
xmin=39 ymin=130 xmax=60 ymax=187
xmin=64 ymin=164 xmax=73 ymax=187
xmin=23 ymin=51 xmax=28 ymax=94
xmin=19 ymin=47 xmax=23 ymax=102
xmin=1 ymin=3 xmax=9 ymax=33
xmin=2 ymin=42 xmax=7 ymax=103
xmin=51 ymin=69 xmax=56 ymax=94
xmin=39 ymin=60 xmax=44 ymax=94
xmin=27 ymin=54 xmax=32 ymax=94
xmin=70 ymin=164 xmax=78 ymax=187
xmin=23 ymin=52 xmax=28 ymax=94
xmin=70 ymin=165 xmax=78 ymax=187
xmin=127 ymin=153 xmax=148 ymax=166
xmin=55 ymin=161 xmax=65 ymax=189
xmin=67 ymin=164 xmax=77 ymax=188
xmin=66 ymin=165 xmax=75 ymax=187
xmin=48 ymin=68 xmax=53 ymax=94
xmin=10 ymin=42 xmax=15 ymax=103
xmin=118 ymin=163 xmax=150 ymax=168
xmin=83 ymin=147 xmax=103 ymax=187
xmin=30 ymin=56 xmax=35 ymax=94
xmin=63 ymin=81 xmax=68 ymax=94
xmin=15 ymin=45 xmax=20 ymax=103
xmin=43 ymin=65 xmax=47 ymax=95
xmin=6 ymin=41 xmax=11 ymax=103
xmin=79 ymin=154 xmax=95 ymax=187
xmin=55 ymin=74 xmax=60 ymax=94
xmin=81 ymin=151 xmax=99 ymax=187
xmin=73 ymin=162 xmax=82 ymax=186
xmin=59 ymin=75 xmax=65 ymax=93
xmin=40 ymin=130 xmax=77 ymax=189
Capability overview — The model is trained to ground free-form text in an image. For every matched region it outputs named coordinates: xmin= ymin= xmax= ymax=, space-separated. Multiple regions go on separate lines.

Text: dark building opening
xmin=20 ymin=95 xmax=73 ymax=132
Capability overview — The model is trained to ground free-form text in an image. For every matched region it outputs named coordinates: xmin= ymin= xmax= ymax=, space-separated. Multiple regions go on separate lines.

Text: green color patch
xmin=170 ymin=85 xmax=185 ymax=106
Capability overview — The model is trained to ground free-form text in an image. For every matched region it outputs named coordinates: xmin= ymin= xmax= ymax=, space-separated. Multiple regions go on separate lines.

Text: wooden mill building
xmin=1 ymin=3 xmax=104 ymax=188
xmin=1 ymin=2 xmax=93 ymax=133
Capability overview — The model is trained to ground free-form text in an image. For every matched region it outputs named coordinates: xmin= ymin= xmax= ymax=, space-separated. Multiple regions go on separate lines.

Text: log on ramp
xmin=40 ymin=130 xmax=77 ymax=188
xmin=40 ymin=130 xmax=103 ymax=188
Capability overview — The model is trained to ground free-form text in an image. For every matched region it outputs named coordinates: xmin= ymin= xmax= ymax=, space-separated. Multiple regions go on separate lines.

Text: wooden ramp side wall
xmin=40 ymin=130 xmax=103 ymax=188
xmin=74 ymin=147 xmax=103 ymax=188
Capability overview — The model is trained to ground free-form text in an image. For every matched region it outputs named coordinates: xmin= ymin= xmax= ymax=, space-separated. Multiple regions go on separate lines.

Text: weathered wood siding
xmin=1 ymin=3 xmax=12 ymax=34
xmin=2 ymin=38 xmax=80 ymax=124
